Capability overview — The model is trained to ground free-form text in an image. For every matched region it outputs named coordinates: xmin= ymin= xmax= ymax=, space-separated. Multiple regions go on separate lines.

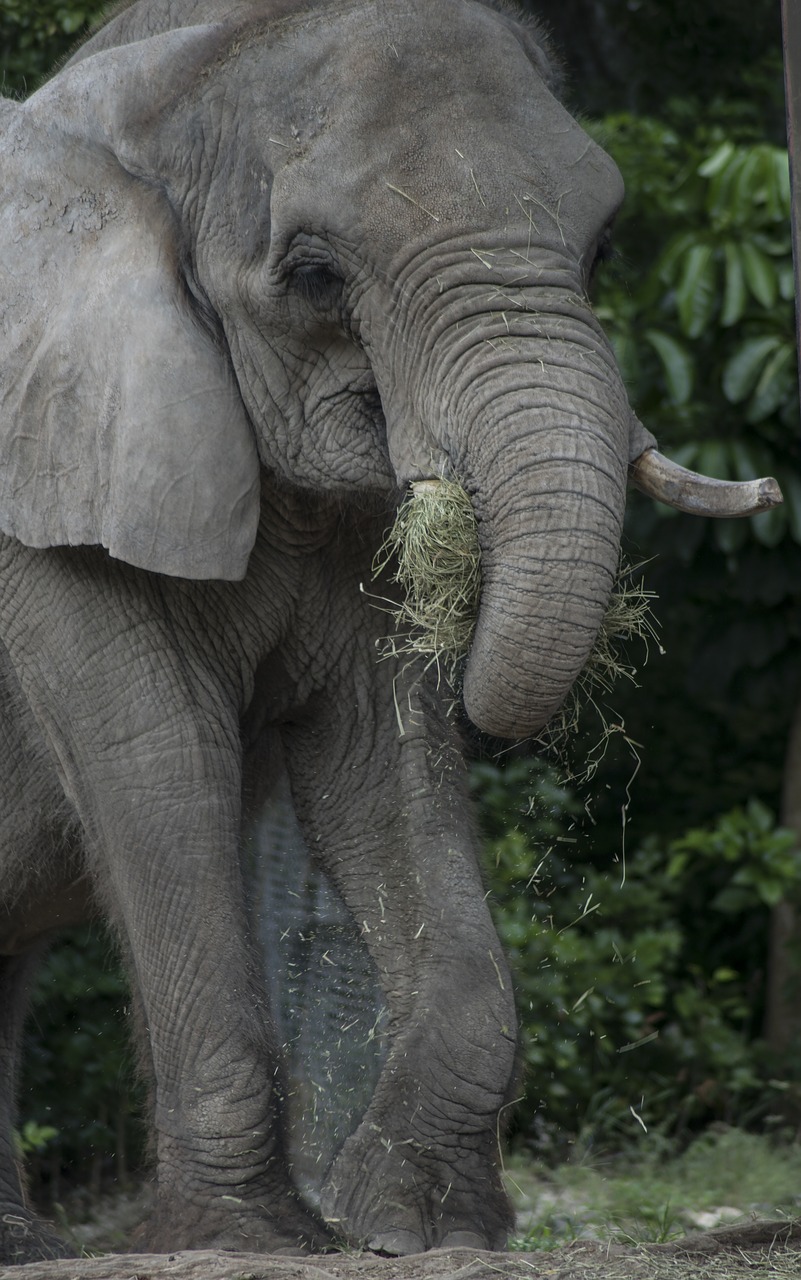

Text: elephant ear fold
xmin=0 ymin=28 xmax=260 ymax=581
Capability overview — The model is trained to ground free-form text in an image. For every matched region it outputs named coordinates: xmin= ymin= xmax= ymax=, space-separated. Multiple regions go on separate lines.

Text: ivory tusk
xmin=629 ymin=448 xmax=783 ymax=518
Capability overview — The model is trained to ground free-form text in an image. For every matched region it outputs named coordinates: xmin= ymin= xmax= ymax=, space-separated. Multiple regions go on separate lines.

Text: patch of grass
xmin=505 ymin=1128 xmax=801 ymax=1248
xmin=508 ymin=1218 xmax=581 ymax=1252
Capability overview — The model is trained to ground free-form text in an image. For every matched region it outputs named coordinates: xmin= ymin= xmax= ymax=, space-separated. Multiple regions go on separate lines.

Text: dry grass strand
xmin=373 ymin=479 xmax=481 ymax=681
xmin=537 ymin=561 xmax=661 ymax=782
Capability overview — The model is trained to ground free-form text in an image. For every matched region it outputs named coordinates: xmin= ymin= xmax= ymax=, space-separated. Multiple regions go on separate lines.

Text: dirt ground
xmin=2 ymin=1221 xmax=800 ymax=1280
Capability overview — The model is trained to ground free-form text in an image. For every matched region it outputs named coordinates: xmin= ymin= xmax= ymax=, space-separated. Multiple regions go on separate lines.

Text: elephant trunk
xmin=463 ymin=413 xmax=627 ymax=739
xmin=381 ymin=267 xmax=637 ymax=741
xmin=430 ymin=338 xmax=631 ymax=741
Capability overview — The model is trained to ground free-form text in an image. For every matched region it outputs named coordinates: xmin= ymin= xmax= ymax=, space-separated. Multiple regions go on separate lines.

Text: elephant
xmin=0 ymin=0 xmax=779 ymax=1264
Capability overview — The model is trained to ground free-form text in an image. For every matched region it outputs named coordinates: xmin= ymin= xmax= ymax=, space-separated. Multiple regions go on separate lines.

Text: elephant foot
xmin=320 ymin=1124 xmax=513 ymax=1254
xmin=366 ymin=1228 xmax=426 ymax=1256
xmin=367 ymin=1229 xmax=491 ymax=1255
xmin=0 ymin=1207 xmax=75 ymax=1265
xmin=135 ymin=1186 xmax=332 ymax=1255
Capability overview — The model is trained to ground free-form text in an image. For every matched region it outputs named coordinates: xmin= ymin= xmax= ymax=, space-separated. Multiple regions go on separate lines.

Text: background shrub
xmin=19 ymin=928 xmax=144 ymax=1204
xmin=473 ymin=759 xmax=801 ymax=1152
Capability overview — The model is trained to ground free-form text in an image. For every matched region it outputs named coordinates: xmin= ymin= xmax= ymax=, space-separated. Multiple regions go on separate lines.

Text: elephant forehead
xmin=260 ymin=0 xmax=622 ymax=253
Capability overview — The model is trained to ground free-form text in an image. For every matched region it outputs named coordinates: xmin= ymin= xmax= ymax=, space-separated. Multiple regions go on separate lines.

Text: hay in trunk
xmin=374 ymin=482 xmax=658 ymax=775
xmin=373 ymin=478 xmax=481 ymax=681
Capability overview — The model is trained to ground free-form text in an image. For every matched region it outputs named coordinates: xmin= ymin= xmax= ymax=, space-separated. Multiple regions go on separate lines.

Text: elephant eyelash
xmin=287 ymin=261 xmax=345 ymax=307
xmin=587 ymin=229 xmax=616 ymax=292
xmin=591 ymin=229 xmax=616 ymax=272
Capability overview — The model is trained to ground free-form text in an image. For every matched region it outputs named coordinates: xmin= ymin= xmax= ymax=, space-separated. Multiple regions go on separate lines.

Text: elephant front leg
xmin=30 ymin=695 xmax=327 ymax=1255
xmin=101 ymin=761 xmax=329 ymax=1254
xmin=282 ymin=664 xmax=517 ymax=1254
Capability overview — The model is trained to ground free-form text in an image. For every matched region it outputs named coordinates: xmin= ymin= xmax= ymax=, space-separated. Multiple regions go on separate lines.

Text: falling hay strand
xmin=538 ymin=561 xmax=661 ymax=781
xmin=373 ymin=478 xmax=481 ymax=681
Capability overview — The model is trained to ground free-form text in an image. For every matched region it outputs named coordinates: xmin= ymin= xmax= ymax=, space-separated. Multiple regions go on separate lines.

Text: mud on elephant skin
xmin=0 ymin=0 xmax=778 ymax=1266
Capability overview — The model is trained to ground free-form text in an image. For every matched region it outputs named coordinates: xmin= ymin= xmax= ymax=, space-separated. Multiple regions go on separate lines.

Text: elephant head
xmin=0 ymin=0 xmax=779 ymax=739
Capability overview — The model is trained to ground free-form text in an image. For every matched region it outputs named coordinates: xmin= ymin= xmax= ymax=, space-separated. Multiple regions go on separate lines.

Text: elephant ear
xmin=0 ymin=27 xmax=260 ymax=580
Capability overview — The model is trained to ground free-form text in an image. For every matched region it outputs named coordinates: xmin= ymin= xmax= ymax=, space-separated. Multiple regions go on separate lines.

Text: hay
xmin=373 ymin=481 xmax=659 ymax=776
xmin=538 ymin=561 xmax=661 ymax=781
xmin=373 ymin=478 xmax=481 ymax=680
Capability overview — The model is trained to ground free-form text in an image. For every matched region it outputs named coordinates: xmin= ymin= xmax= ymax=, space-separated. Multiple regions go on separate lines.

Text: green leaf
xmin=750 ymin=148 xmax=792 ymax=222
xmin=712 ymin=967 xmax=738 ymax=983
xmin=721 ymin=335 xmax=782 ymax=403
xmin=706 ymin=153 xmax=744 ymax=225
xmin=644 ymin=329 xmax=694 ymax=404
xmin=778 ymin=261 xmax=796 ymax=302
xmin=16 ymin=1121 xmax=59 ymax=1156
xmin=774 ymin=149 xmax=792 ymax=212
xmin=698 ymin=141 xmax=736 ymax=178
xmin=720 ymin=242 xmax=747 ymax=327
xmin=733 ymin=150 xmax=772 ymax=221
xmin=657 ymin=230 xmax=704 ymax=289
xmin=745 ymin=341 xmax=796 ymax=422
xmin=739 ymin=241 xmax=778 ymax=308
xmin=675 ymin=243 xmax=718 ymax=338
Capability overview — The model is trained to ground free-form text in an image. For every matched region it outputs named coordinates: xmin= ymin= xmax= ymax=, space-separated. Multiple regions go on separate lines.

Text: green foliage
xmin=506 ymin=1127 xmax=801 ymax=1247
xmin=0 ymin=0 xmax=109 ymax=96
xmin=508 ymin=1219 xmax=578 ymax=1252
xmin=474 ymin=760 xmax=801 ymax=1148
xmin=579 ymin=106 xmax=801 ymax=850
xmin=667 ymin=800 xmax=800 ymax=913
xmin=594 ymin=121 xmax=798 ymax=548
xmin=20 ymin=926 xmax=143 ymax=1199
xmin=14 ymin=1120 xmax=59 ymax=1159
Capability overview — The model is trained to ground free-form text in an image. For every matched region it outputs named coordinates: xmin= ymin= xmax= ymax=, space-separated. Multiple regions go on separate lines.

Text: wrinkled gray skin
xmin=0 ymin=0 xmax=656 ymax=1262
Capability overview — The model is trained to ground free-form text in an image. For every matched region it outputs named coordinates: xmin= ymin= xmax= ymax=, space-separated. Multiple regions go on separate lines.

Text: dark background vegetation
xmin=2 ymin=0 xmax=800 ymax=1201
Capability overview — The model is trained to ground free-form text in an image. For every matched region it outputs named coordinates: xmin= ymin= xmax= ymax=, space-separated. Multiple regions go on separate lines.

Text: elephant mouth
xmin=373 ymin=477 xmax=481 ymax=676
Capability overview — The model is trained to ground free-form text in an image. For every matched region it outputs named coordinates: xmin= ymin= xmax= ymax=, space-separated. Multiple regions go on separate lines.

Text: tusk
xmin=629 ymin=448 xmax=783 ymax=517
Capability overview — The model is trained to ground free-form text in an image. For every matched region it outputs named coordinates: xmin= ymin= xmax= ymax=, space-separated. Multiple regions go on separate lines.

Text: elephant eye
xmin=587 ymin=226 xmax=616 ymax=290
xmin=287 ymin=260 xmax=345 ymax=308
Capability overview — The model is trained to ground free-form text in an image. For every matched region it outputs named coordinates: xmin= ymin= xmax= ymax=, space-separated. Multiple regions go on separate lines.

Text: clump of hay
xmin=538 ymin=561 xmax=661 ymax=781
xmin=373 ymin=478 xmax=481 ymax=680
xmin=373 ymin=482 xmax=659 ymax=778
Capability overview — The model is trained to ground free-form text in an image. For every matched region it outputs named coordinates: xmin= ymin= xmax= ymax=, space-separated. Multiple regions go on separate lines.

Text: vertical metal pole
xmin=782 ymin=0 xmax=801 ymax=399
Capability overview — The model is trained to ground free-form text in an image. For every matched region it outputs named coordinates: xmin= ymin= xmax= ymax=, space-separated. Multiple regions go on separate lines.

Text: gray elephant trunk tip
xmin=372 ymin=477 xmax=481 ymax=680
xmin=537 ymin=560 xmax=662 ymax=780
